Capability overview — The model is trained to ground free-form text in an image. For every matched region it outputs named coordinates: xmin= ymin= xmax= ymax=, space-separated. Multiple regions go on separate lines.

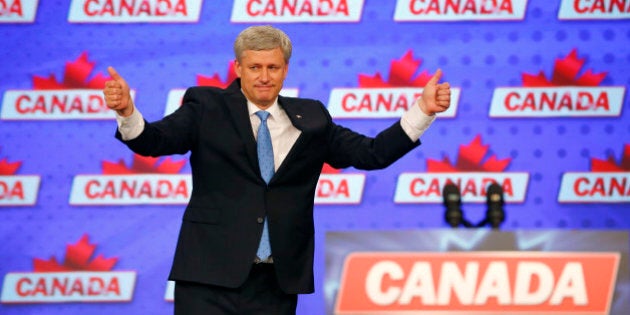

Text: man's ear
xmin=281 ymin=62 xmax=289 ymax=79
xmin=234 ymin=59 xmax=242 ymax=78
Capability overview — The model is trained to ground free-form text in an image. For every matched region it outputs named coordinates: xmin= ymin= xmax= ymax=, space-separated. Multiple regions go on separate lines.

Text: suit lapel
xmin=273 ymin=97 xmax=313 ymax=181
xmin=223 ymin=80 xmax=260 ymax=177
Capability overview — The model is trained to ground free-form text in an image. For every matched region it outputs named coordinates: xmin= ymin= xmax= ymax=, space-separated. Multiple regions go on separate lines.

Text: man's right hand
xmin=104 ymin=66 xmax=134 ymax=117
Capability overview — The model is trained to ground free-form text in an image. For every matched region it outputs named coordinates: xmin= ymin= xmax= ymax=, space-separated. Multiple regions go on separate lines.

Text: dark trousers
xmin=174 ymin=263 xmax=298 ymax=315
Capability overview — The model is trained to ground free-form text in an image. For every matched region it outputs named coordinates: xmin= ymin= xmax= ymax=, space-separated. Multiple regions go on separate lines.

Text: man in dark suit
xmin=103 ymin=25 xmax=451 ymax=314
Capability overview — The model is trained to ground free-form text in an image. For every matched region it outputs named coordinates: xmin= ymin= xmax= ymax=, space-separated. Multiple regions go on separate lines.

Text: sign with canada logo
xmin=68 ymin=0 xmax=202 ymax=23
xmin=325 ymin=229 xmax=629 ymax=315
xmin=558 ymin=143 xmax=630 ymax=203
xmin=489 ymin=49 xmax=625 ymax=118
xmin=335 ymin=251 xmax=619 ymax=314
xmin=1 ymin=234 xmax=136 ymax=303
xmin=327 ymin=50 xmax=459 ymax=119
xmin=230 ymin=0 xmax=364 ymax=23
xmin=69 ymin=154 xmax=191 ymax=205
xmin=1 ymin=52 xmax=135 ymax=121
xmin=315 ymin=165 xmax=365 ymax=204
xmin=558 ymin=0 xmax=630 ymax=20
xmin=394 ymin=0 xmax=528 ymax=21
xmin=0 ymin=150 xmax=40 ymax=206
xmin=0 ymin=0 xmax=39 ymax=23
xmin=395 ymin=134 xmax=529 ymax=203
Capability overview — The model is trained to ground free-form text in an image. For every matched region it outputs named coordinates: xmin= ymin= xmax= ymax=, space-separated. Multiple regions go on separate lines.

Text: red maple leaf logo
xmin=522 ymin=49 xmax=606 ymax=87
xmin=359 ymin=50 xmax=434 ymax=88
xmin=0 ymin=150 xmax=21 ymax=175
xmin=427 ymin=135 xmax=511 ymax=172
xmin=102 ymin=154 xmax=186 ymax=174
xmin=33 ymin=234 xmax=117 ymax=272
xmin=196 ymin=61 xmax=238 ymax=88
xmin=32 ymin=52 xmax=110 ymax=90
xmin=321 ymin=163 xmax=342 ymax=174
xmin=590 ymin=144 xmax=630 ymax=172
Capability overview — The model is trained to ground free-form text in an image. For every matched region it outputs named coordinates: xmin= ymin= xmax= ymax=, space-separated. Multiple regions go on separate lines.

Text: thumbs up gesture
xmin=418 ymin=69 xmax=451 ymax=116
xmin=103 ymin=66 xmax=134 ymax=117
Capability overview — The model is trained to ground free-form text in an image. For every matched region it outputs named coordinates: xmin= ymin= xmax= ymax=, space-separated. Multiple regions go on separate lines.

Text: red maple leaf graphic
xmin=102 ymin=154 xmax=186 ymax=174
xmin=359 ymin=50 xmax=434 ymax=88
xmin=427 ymin=135 xmax=511 ymax=172
xmin=32 ymin=52 xmax=110 ymax=90
xmin=0 ymin=155 xmax=21 ymax=175
xmin=522 ymin=49 xmax=606 ymax=87
xmin=33 ymin=234 xmax=117 ymax=272
xmin=591 ymin=144 xmax=630 ymax=172
xmin=196 ymin=61 xmax=238 ymax=88
xmin=321 ymin=163 xmax=342 ymax=174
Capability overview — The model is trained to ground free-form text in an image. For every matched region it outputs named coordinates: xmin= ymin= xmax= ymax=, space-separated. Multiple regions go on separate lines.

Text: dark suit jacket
xmin=116 ymin=79 xmax=420 ymax=294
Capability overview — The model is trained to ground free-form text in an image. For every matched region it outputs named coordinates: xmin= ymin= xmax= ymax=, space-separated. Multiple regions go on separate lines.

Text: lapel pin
xmin=296 ymin=114 xmax=302 ymax=119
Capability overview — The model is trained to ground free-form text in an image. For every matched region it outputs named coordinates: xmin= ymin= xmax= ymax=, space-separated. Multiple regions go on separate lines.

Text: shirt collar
xmin=246 ymin=97 xmax=280 ymax=120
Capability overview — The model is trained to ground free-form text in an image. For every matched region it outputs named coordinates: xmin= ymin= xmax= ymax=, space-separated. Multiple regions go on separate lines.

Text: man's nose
xmin=260 ymin=68 xmax=270 ymax=82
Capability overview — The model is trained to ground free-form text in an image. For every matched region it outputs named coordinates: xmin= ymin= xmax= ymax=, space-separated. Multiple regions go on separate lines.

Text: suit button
xmin=257 ymin=217 xmax=264 ymax=224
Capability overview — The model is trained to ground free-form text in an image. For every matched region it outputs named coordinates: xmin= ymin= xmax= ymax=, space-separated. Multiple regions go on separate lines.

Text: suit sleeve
xmin=323 ymin=105 xmax=421 ymax=170
xmin=115 ymin=87 xmax=204 ymax=157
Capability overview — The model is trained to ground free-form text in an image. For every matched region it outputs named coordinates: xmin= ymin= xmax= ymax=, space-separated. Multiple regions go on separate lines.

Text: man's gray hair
xmin=234 ymin=25 xmax=292 ymax=63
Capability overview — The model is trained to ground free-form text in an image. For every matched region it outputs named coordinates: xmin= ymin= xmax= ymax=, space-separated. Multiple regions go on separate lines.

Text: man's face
xmin=235 ymin=47 xmax=288 ymax=109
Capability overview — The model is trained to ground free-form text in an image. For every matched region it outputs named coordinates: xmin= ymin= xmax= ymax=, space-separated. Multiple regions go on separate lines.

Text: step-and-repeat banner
xmin=1 ymin=1 xmax=628 ymax=314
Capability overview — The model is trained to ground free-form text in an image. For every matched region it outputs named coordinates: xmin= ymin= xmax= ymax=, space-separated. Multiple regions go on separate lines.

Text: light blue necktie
xmin=255 ymin=110 xmax=273 ymax=261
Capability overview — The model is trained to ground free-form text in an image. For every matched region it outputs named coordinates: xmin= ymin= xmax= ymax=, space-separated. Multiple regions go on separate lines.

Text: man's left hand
xmin=418 ymin=69 xmax=451 ymax=116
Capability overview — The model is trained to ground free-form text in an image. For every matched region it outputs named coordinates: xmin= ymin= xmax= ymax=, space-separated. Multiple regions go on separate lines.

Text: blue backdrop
xmin=1 ymin=1 xmax=628 ymax=314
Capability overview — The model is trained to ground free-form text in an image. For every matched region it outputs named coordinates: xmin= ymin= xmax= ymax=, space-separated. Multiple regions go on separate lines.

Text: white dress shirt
xmin=116 ymin=96 xmax=436 ymax=170
xmin=247 ymin=99 xmax=300 ymax=172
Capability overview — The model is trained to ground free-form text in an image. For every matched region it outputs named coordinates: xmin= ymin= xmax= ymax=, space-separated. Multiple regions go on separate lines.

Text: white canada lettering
xmin=513 ymin=262 xmax=554 ymax=304
xmin=550 ymin=262 xmax=588 ymax=305
xmin=409 ymin=0 xmax=514 ymax=15
xmin=246 ymin=0 xmax=349 ymax=16
xmin=83 ymin=0 xmax=188 ymax=16
xmin=365 ymin=260 xmax=588 ymax=306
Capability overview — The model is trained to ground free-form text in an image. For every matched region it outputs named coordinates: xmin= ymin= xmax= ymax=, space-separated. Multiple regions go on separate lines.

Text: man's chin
xmin=254 ymin=93 xmax=277 ymax=103
xmin=252 ymin=97 xmax=274 ymax=108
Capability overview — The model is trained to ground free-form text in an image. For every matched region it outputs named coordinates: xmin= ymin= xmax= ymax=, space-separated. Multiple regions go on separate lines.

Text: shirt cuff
xmin=115 ymin=108 xmax=145 ymax=141
xmin=400 ymin=99 xmax=437 ymax=142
